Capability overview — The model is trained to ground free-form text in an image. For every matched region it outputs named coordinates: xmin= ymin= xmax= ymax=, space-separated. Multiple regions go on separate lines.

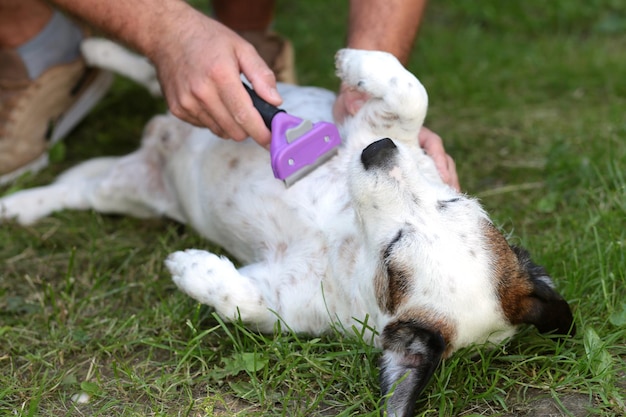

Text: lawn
xmin=1 ymin=0 xmax=625 ymax=416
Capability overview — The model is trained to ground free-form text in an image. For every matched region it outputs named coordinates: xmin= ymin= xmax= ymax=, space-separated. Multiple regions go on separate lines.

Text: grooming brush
xmin=243 ymin=83 xmax=342 ymax=187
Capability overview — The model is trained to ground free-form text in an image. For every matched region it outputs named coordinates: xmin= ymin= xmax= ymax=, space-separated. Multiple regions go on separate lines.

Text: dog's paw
xmin=166 ymin=249 xmax=271 ymax=323
xmin=0 ymin=188 xmax=63 ymax=225
xmin=0 ymin=194 xmax=24 ymax=224
xmin=81 ymin=38 xmax=161 ymax=97
xmin=334 ymin=48 xmax=429 ymax=143
xmin=167 ymin=249 xmax=234 ymax=304
xmin=335 ymin=49 xmax=406 ymax=98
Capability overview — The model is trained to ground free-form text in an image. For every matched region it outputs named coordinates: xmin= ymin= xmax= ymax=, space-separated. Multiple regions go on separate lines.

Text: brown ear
xmin=379 ymin=320 xmax=445 ymax=417
xmin=513 ymin=246 xmax=576 ymax=337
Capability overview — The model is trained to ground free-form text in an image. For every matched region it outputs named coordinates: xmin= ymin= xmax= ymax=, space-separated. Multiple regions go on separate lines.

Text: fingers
xmin=243 ymin=59 xmax=282 ymax=107
xmin=166 ymin=56 xmax=274 ymax=146
xmin=445 ymin=154 xmax=460 ymax=191
xmin=332 ymin=82 xmax=368 ymax=123
xmin=222 ymin=81 xmax=271 ymax=144
xmin=418 ymin=126 xmax=461 ymax=191
xmin=237 ymin=45 xmax=283 ymax=146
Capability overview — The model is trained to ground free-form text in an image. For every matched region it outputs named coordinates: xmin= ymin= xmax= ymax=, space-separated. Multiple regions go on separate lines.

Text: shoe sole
xmin=50 ymin=68 xmax=114 ymax=143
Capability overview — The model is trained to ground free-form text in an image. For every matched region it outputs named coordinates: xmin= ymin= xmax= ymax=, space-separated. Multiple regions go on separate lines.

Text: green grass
xmin=2 ymin=0 xmax=625 ymax=415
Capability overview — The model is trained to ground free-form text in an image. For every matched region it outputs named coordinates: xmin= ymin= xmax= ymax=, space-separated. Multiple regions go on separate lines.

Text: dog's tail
xmin=81 ymin=38 xmax=162 ymax=97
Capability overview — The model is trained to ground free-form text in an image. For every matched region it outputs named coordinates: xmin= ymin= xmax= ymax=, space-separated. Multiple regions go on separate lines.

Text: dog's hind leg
xmin=334 ymin=49 xmax=429 ymax=144
xmin=0 ymin=115 xmax=188 ymax=225
xmin=81 ymin=38 xmax=162 ymax=97
xmin=166 ymin=249 xmax=278 ymax=332
xmin=0 ymin=158 xmax=120 ymax=225
xmin=0 ymin=153 xmax=175 ymax=225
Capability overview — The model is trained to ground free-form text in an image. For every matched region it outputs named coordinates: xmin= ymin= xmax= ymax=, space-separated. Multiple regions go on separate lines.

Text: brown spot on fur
xmin=229 ymin=158 xmax=240 ymax=169
xmin=276 ymin=242 xmax=288 ymax=257
xmin=386 ymin=263 xmax=412 ymax=313
xmin=337 ymin=236 xmax=358 ymax=277
xmin=374 ymin=263 xmax=390 ymax=313
xmin=376 ymin=230 xmax=413 ymax=314
xmin=378 ymin=110 xmax=400 ymax=121
xmin=393 ymin=308 xmax=457 ymax=358
xmin=482 ymin=221 xmax=534 ymax=324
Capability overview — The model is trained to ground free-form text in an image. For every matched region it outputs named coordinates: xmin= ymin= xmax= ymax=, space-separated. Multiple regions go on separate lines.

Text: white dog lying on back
xmin=0 ymin=43 xmax=574 ymax=416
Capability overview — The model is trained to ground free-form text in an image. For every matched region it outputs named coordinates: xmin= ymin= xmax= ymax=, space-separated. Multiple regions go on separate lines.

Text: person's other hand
xmin=149 ymin=8 xmax=281 ymax=147
xmin=332 ymin=83 xmax=366 ymax=125
xmin=333 ymin=83 xmax=460 ymax=190
xmin=418 ymin=126 xmax=459 ymax=191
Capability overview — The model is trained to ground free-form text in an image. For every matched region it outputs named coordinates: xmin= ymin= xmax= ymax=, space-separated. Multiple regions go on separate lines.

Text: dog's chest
xmin=171 ymin=136 xmax=355 ymax=264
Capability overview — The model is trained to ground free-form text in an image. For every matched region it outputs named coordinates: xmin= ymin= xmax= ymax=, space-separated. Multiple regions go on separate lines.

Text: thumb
xmin=240 ymin=51 xmax=282 ymax=107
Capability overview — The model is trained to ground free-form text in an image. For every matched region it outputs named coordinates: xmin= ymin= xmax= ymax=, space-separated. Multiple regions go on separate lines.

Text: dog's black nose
xmin=361 ymin=138 xmax=398 ymax=170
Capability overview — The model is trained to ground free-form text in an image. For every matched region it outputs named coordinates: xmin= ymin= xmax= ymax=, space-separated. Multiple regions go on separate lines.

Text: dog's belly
xmin=164 ymin=128 xmax=353 ymax=265
xmin=161 ymin=129 xmax=372 ymax=333
xmin=154 ymin=83 xmax=340 ymax=261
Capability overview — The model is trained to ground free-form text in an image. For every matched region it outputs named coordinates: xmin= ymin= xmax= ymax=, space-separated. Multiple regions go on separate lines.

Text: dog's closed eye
xmin=436 ymin=197 xmax=461 ymax=211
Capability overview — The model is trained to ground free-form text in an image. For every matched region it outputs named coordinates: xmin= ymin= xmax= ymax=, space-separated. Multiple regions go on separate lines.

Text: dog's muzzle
xmin=361 ymin=138 xmax=398 ymax=170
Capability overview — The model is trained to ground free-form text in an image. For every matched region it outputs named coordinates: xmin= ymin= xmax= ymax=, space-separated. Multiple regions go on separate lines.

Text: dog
xmin=0 ymin=42 xmax=575 ymax=417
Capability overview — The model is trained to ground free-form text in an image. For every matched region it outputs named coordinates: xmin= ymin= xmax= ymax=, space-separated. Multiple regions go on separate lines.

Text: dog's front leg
xmin=166 ymin=249 xmax=278 ymax=332
xmin=335 ymin=48 xmax=428 ymax=145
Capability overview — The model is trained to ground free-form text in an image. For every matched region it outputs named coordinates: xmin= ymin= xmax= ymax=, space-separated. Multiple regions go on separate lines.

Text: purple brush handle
xmin=270 ymin=112 xmax=341 ymax=180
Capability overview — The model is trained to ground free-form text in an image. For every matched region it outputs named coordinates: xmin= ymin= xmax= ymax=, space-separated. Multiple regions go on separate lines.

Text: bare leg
xmin=211 ymin=0 xmax=295 ymax=84
xmin=0 ymin=0 xmax=53 ymax=48
xmin=212 ymin=0 xmax=275 ymax=32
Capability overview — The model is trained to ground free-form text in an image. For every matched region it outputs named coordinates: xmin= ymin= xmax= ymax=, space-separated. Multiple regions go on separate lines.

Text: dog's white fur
xmin=0 ymin=41 xmax=573 ymax=416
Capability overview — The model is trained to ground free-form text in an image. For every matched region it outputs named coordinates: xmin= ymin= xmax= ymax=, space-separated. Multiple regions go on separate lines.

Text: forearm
xmin=48 ymin=0 xmax=208 ymax=62
xmin=347 ymin=0 xmax=427 ymax=64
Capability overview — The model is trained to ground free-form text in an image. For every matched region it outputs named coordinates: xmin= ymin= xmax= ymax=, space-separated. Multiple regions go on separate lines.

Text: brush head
xmin=282 ymin=146 xmax=338 ymax=188
xmin=270 ymin=113 xmax=342 ymax=187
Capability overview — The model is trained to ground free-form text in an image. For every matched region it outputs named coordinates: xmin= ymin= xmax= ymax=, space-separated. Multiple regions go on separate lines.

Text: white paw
xmin=334 ymin=48 xmax=428 ymax=143
xmin=335 ymin=48 xmax=405 ymax=98
xmin=166 ymin=249 xmax=235 ymax=305
xmin=81 ymin=38 xmax=161 ymax=97
xmin=166 ymin=249 xmax=270 ymax=322
xmin=0 ymin=195 xmax=21 ymax=224
xmin=0 ymin=189 xmax=54 ymax=225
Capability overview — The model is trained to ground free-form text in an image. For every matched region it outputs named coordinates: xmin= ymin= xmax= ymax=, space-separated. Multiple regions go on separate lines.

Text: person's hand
xmin=332 ymin=83 xmax=366 ymax=125
xmin=418 ymin=126 xmax=460 ymax=191
xmin=148 ymin=8 xmax=282 ymax=147
xmin=333 ymin=83 xmax=460 ymax=190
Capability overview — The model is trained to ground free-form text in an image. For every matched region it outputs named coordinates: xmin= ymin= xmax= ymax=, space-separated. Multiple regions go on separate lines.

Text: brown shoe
xmin=0 ymin=49 xmax=113 ymax=185
xmin=239 ymin=31 xmax=297 ymax=84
